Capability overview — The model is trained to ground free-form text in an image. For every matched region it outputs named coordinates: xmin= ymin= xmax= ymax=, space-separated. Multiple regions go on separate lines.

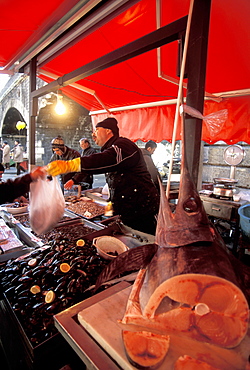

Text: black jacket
xmin=79 ymin=136 xmax=160 ymax=232
xmin=50 ymin=146 xmax=81 ymax=184
xmin=141 ymin=148 xmax=161 ymax=192
xmin=0 ymin=174 xmax=33 ymax=204
xmin=73 ymin=146 xmax=97 ymax=187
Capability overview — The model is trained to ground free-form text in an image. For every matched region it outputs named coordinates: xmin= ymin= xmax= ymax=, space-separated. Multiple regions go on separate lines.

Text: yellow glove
xmin=46 ymin=158 xmax=81 ymax=177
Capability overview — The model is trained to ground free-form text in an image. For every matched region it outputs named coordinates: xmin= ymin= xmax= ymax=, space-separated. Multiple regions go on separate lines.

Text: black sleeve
xmin=79 ymin=139 xmax=141 ymax=175
xmin=0 ymin=174 xmax=33 ymax=204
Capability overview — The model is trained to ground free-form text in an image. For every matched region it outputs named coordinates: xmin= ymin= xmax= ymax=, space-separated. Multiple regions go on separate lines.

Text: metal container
xmin=8 ymin=211 xmax=105 ymax=247
xmin=213 ymin=178 xmax=238 ymax=199
xmin=213 ymin=186 xmax=235 ymax=198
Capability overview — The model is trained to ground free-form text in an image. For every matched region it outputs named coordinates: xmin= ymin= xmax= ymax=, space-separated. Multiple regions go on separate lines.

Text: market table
xmin=200 ymin=194 xmax=247 ymax=255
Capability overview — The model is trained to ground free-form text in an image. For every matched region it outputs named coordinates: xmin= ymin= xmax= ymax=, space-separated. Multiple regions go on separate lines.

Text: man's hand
xmin=46 ymin=158 xmax=81 ymax=177
xmin=30 ymin=167 xmax=47 ymax=181
xmin=64 ymin=179 xmax=74 ymax=190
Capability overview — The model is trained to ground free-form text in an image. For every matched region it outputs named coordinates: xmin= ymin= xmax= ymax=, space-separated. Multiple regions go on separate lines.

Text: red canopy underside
xmin=91 ymin=96 xmax=250 ymax=145
xmin=41 ymin=75 xmax=250 ymax=144
xmin=2 ymin=0 xmax=250 ymax=143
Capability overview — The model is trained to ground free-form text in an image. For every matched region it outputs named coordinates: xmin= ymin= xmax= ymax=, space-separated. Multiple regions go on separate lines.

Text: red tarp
xmin=0 ymin=0 xmax=80 ymax=68
xmin=1 ymin=0 xmax=250 ymax=143
xmin=90 ymin=96 xmax=250 ymax=144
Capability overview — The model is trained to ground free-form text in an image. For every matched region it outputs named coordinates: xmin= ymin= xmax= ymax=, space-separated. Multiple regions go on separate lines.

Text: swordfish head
xmin=155 ymin=160 xmax=214 ymax=248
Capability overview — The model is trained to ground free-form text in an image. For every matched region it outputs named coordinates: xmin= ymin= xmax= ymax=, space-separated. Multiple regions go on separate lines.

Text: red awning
xmin=1 ymin=0 xmax=250 ymax=143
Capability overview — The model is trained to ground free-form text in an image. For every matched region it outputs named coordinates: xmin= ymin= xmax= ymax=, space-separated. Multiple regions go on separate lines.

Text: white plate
xmin=6 ymin=204 xmax=28 ymax=214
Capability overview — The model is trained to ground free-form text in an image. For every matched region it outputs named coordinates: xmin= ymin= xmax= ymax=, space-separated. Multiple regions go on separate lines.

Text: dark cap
xmin=51 ymin=136 xmax=65 ymax=150
xmin=96 ymin=117 xmax=119 ymax=136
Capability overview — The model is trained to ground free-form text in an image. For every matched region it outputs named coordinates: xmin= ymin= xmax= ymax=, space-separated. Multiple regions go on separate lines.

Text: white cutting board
xmin=78 ymin=286 xmax=250 ymax=370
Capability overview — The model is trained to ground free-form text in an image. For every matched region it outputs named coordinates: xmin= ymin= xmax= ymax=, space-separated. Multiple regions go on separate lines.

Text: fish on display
xmin=94 ymin=121 xmax=250 ymax=369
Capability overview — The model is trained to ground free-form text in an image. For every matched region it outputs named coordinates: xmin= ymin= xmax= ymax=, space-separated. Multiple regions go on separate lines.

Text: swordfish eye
xmin=183 ymin=197 xmax=198 ymax=213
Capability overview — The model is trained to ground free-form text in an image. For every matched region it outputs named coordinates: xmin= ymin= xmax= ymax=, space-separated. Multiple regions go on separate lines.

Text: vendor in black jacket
xmin=47 ymin=118 xmax=160 ymax=235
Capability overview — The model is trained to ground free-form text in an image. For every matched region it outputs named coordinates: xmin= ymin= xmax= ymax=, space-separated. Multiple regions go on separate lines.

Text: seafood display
xmin=6 ymin=201 xmax=28 ymax=209
xmin=30 ymin=222 xmax=97 ymax=244
xmin=6 ymin=202 xmax=28 ymax=214
xmin=0 ymin=218 xmax=23 ymax=253
xmin=65 ymin=198 xmax=105 ymax=219
xmin=0 ymin=237 xmax=111 ymax=346
xmin=12 ymin=214 xmax=76 ymax=229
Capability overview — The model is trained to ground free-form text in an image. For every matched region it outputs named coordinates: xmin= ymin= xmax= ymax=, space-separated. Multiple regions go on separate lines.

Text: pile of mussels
xmin=0 ymin=237 xmax=110 ymax=346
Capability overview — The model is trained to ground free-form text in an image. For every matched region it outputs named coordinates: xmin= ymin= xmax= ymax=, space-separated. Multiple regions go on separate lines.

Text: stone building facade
xmin=0 ymin=74 xmax=98 ymax=166
xmin=202 ymin=142 xmax=250 ymax=189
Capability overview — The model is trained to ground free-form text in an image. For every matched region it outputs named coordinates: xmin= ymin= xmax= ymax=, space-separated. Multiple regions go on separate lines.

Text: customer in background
xmin=2 ymin=141 xmax=10 ymax=170
xmin=0 ymin=164 xmax=45 ymax=204
xmin=49 ymin=136 xmax=80 ymax=191
xmin=47 ymin=118 xmax=160 ymax=235
xmin=12 ymin=140 xmax=26 ymax=175
xmin=141 ymin=140 xmax=161 ymax=193
xmin=64 ymin=138 xmax=97 ymax=190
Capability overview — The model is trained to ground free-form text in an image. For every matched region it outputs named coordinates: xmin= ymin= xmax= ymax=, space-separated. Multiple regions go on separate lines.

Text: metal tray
xmin=65 ymin=199 xmax=106 ymax=220
xmin=0 ymin=295 xmax=82 ymax=370
xmin=15 ymin=216 xmax=105 ymax=246
xmin=213 ymin=177 xmax=238 ymax=185
xmin=4 ymin=209 xmax=80 ymax=229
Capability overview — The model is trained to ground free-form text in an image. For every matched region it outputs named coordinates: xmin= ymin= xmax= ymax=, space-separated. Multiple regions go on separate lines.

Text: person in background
xmin=141 ymin=140 xmax=161 ymax=193
xmin=64 ymin=138 xmax=97 ymax=190
xmin=47 ymin=118 xmax=160 ymax=235
xmin=0 ymin=164 xmax=45 ymax=204
xmin=49 ymin=136 xmax=81 ymax=191
xmin=1 ymin=141 xmax=10 ymax=170
xmin=12 ymin=140 xmax=26 ymax=175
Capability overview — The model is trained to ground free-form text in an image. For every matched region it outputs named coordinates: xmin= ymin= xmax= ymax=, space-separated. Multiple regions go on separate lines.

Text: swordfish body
xmin=120 ymin=138 xmax=249 ymax=369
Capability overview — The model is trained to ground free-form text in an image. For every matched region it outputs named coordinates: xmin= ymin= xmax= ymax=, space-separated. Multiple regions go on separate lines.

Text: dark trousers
xmin=16 ymin=162 xmax=26 ymax=175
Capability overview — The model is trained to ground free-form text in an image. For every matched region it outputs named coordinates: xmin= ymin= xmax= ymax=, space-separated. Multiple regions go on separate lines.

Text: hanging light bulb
xmin=55 ymin=92 xmax=66 ymax=115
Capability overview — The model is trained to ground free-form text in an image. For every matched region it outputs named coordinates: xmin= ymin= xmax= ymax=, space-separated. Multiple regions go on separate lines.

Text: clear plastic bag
xmin=29 ymin=177 xmax=65 ymax=235
xmin=180 ymin=104 xmax=228 ymax=137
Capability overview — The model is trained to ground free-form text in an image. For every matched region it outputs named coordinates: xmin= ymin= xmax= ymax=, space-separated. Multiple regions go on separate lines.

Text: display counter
xmin=0 ymin=207 xmax=154 ymax=370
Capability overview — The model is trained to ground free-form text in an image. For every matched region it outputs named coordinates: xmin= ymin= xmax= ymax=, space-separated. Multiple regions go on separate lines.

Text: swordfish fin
xmin=94 ymin=244 xmax=158 ymax=292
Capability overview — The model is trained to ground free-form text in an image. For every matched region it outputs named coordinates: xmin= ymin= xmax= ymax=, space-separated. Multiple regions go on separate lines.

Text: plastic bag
xmin=29 ymin=177 xmax=65 ymax=235
xmin=180 ymin=104 xmax=228 ymax=137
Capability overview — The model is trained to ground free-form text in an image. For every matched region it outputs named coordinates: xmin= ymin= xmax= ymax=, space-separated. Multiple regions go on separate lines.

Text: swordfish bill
xmin=155 ymin=120 xmax=214 ymax=248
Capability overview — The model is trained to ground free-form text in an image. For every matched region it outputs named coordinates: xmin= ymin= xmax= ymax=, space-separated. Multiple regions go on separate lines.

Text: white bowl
xmin=6 ymin=204 xmax=28 ymax=214
xmin=93 ymin=236 xmax=128 ymax=260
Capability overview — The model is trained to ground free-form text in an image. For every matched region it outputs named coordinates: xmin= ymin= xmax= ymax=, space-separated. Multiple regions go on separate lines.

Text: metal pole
xmin=29 ymin=57 xmax=37 ymax=170
xmin=185 ymin=0 xmax=212 ymax=186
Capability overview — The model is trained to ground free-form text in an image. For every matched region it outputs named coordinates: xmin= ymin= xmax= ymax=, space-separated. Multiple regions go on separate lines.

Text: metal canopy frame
xmin=29 ymin=0 xmax=211 ymax=187
xmin=30 ymin=16 xmax=188 ymax=99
